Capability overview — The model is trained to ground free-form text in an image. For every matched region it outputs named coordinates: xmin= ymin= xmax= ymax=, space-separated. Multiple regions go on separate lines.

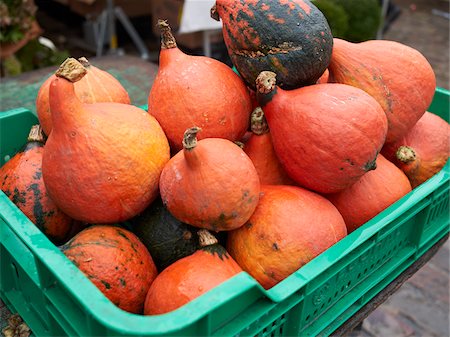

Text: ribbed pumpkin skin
xmin=381 ymin=112 xmax=450 ymax=188
xmin=259 ymin=82 xmax=388 ymax=194
xmin=0 ymin=140 xmax=73 ymax=244
xmin=244 ymin=130 xmax=294 ymax=185
xmin=327 ymin=155 xmax=412 ymax=233
xmin=329 ymin=39 xmax=436 ymax=144
xmin=62 ymin=225 xmax=157 ymax=314
xmin=143 ymin=244 xmax=242 ymax=315
xmin=227 ymin=185 xmax=347 ymax=290
xmin=159 ymin=137 xmax=260 ymax=231
xmin=214 ymin=0 xmax=333 ymax=90
xmin=36 ymin=66 xmax=130 ymax=136
xmin=148 ymin=47 xmax=251 ymax=153
xmin=42 ymin=77 xmax=170 ymax=223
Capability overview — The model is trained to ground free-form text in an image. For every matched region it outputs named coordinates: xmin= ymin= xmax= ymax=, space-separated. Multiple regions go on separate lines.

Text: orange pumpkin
xmin=243 ymin=107 xmax=294 ymax=185
xmin=62 ymin=225 xmax=157 ymax=314
xmin=227 ymin=185 xmax=347 ymax=289
xmin=256 ymin=71 xmax=388 ymax=194
xmin=0 ymin=125 xmax=73 ymax=244
xmin=42 ymin=58 xmax=170 ymax=223
xmin=36 ymin=57 xmax=130 ymax=136
xmin=159 ymin=127 xmax=260 ymax=231
xmin=144 ymin=230 xmax=241 ymax=315
xmin=147 ymin=21 xmax=251 ymax=153
xmin=328 ymin=39 xmax=436 ymax=144
xmin=327 ymin=155 xmax=412 ymax=233
xmin=381 ymin=111 xmax=450 ymax=188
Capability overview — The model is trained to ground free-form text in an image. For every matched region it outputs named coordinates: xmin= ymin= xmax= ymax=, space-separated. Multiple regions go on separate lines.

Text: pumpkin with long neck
xmin=256 ymin=71 xmax=388 ymax=194
xmin=381 ymin=111 xmax=450 ymax=188
xmin=36 ymin=57 xmax=130 ymax=136
xmin=148 ymin=20 xmax=251 ymax=153
xmin=159 ymin=127 xmax=260 ymax=231
xmin=243 ymin=107 xmax=294 ymax=185
xmin=42 ymin=58 xmax=170 ymax=223
xmin=328 ymin=39 xmax=436 ymax=144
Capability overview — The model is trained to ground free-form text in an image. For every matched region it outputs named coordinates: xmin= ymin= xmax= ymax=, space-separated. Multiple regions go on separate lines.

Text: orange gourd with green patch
xmin=0 ymin=125 xmax=73 ymax=244
xmin=159 ymin=127 xmax=260 ymax=231
xmin=256 ymin=71 xmax=388 ymax=194
xmin=327 ymin=155 xmax=412 ymax=233
xmin=381 ymin=111 xmax=450 ymax=188
xmin=227 ymin=185 xmax=347 ymax=289
xmin=42 ymin=58 xmax=170 ymax=223
xmin=144 ymin=230 xmax=242 ymax=315
xmin=243 ymin=107 xmax=294 ymax=185
xmin=61 ymin=225 xmax=157 ymax=314
xmin=328 ymin=38 xmax=436 ymax=144
xmin=148 ymin=21 xmax=251 ymax=153
xmin=36 ymin=57 xmax=130 ymax=136
xmin=212 ymin=0 xmax=333 ymax=90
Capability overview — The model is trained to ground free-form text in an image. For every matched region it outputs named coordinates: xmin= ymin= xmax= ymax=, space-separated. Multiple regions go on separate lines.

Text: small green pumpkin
xmin=130 ymin=198 xmax=200 ymax=271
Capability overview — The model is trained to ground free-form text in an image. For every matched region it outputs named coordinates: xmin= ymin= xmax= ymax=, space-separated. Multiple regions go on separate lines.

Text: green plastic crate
xmin=1 ymin=88 xmax=449 ymax=337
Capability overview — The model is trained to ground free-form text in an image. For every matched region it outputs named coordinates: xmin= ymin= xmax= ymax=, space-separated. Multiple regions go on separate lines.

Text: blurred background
xmin=0 ymin=0 xmax=448 ymax=89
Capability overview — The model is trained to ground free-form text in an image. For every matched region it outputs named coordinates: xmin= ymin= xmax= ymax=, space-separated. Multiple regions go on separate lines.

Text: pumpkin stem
xmin=157 ymin=19 xmax=177 ymax=49
xmin=397 ymin=146 xmax=416 ymax=163
xmin=27 ymin=125 xmax=46 ymax=144
xmin=256 ymin=71 xmax=277 ymax=94
xmin=183 ymin=127 xmax=202 ymax=150
xmin=251 ymin=107 xmax=269 ymax=135
xmin=55 ymin=58 xmax=87 ymax=83
xmin=210 ymin=4 xmax=220 ymax=21
xmin=77 ymin=57 xmax=91 ymax=68
xmin=198 ymin=229 xmax=218 ymax=247
xmin=234 ymin=141 xmax=245 ymax=149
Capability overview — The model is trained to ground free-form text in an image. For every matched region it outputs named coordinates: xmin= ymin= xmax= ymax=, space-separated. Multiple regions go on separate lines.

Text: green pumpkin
xmin=130 ymin=198 xmax=200 ymax=271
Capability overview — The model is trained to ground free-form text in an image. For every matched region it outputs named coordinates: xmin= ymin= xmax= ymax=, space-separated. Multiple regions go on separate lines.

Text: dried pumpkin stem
xmin=251 ymin=107 xmax=269 ymax=135
xmin=397 ymin=146 xmax=416 ymax=163
xmin=183 ymin=127 xmax=202 ymax=150
xmin=158 ymin=19 xmax=177 ymax=49
xmin=77 ymin=57 xmax=91 ymax=68
xmin=55 ymin=58 xmax=87 ymax=83
xmin=256 ymin=71 xmax=277 ymax=94
xmin=234 ymin=141 xmax=245 ymax=149
xmin=27 ymin=125 xmax=45 ymax=144
xmin=198 ymin=229 xmax=218 ymax=247
xmin=210 ymin=4 xmax=220 ymax=21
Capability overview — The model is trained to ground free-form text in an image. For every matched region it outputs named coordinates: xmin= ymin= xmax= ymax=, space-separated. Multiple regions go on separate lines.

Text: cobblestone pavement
xmin=353 ymin=1 xmax=450 ymax=336
xmin=382 ymin=0 xmax=449 ymax=89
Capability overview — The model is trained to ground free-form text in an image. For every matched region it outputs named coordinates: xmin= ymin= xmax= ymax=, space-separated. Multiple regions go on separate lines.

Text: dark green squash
xmin=211 ymin=0 xmax=333 ymax=90
xmin=130 ymin=197 xmax=200 ymax=271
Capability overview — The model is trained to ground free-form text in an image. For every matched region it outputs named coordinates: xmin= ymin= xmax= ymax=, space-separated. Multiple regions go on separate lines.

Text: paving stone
xmin=408 ymin=262 xmax=449 ymax=308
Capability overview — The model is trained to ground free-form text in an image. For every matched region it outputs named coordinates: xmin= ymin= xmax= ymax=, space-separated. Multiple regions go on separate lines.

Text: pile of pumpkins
xmin=1 ymin=0 xmax=449 ymax=316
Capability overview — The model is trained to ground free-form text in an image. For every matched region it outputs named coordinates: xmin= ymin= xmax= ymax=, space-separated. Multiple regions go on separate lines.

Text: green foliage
xmin=333 ymin=0 xmax=381 ymax=42
xmin=0 ymin=0 xmax=37 ymax=43
xmin=312 ymin=0 xmax=349 ymax=39
xmin=2 ymin=38 xmax=69 ymax=76
xmin=14 ymin=39 xmax=69 ymax=73
xmin=3 ymin=54 xmax=21 ymax=76
xmin=312 ymin=0 xmax=381 ymax=42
